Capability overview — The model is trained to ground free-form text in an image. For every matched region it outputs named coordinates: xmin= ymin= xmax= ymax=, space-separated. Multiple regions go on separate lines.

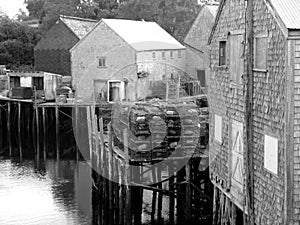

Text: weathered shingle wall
xmin=209 ymin=0 xmax=287 ymax=223
xmin=34 ymin=21 xmax=79 ymax=76
xmin=294 ymin=39 xmax=300 ymax=223
xmin=252 ymin=1 xmax=286 ymax=224
xmin=209 ymin=0 xmax=246 ymax=189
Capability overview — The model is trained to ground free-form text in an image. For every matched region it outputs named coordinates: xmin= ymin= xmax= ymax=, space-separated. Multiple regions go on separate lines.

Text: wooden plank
xmin=157 ymin=167 xmax=163 ymax=223
xmin=108 ymin=122 xmax=114 ymax=224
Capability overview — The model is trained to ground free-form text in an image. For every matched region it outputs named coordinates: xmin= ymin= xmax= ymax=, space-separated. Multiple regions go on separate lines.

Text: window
xmin=264 ymin=134 xmax=278 ymax=175
xmin=152 ymin=52 xmax=156 ymax=59
xmin=214 ymin=114 xmax=222 ymax=143
xmin=98 ymin=57 xmax=106 ymax=67
xmin=229 ymin=34 xmax=244 ymax=84
xmin=178 ymin=50 xmax=182 ymax=58
xmin=219 ymin=41 xmax=227 ymax=66
xmin=170 ymin=51 xmax=173 ymax=59
xmin=254 ymin=37 xmax=267 ymax=70
xmin=33 ymin=77 xmax=43 ymax=90
xmin=162 ymin=51 xmax=166 ymax=60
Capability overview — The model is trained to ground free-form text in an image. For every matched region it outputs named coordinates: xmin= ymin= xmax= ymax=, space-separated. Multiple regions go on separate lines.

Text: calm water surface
xmin=0 ymin=159 xmax=92 ymax=225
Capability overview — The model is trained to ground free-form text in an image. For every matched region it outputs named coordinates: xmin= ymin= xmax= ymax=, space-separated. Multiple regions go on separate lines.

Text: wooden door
xmin=231 ymin=121 xmax=244 ymax=207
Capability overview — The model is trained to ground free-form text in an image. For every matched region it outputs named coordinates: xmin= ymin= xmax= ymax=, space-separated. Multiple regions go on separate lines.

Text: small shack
xmin=7 ymin=71 xmax=62 ymax=100
xmin=208 ymin=0 xmax=300 ymax=224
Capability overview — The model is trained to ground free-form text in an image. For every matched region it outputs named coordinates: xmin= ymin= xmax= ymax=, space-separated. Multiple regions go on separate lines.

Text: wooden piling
xmin=75 ymin=104 xmax=79 ymax=161
xmin=18 ymin=102 xmax=22 ymax=160
xmin=169 ymin=161 xmax=175 ymax=224
xmin=151 ymin=166 xmax=157 ymax=223
xmin=42 ymin=107 xmax=46 ymax=160
xmin=124 ymin=128 xmax=132 ymax=225
xmin=185 ymin=162 xmax=192 ymax=221
xmin=36 ymin=106 xmax=40 ymax=160
xmin=157 ymin=167 xmax=163 ymax=224
xmin=55 ymin=105 xmax=60 ymax=161
xmin=7 ymin=101 xmax=11 ymax=157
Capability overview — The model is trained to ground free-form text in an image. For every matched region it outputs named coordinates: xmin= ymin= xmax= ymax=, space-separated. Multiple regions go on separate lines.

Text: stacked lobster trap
xmin=111 ymin=98 xmax=209 ymax=161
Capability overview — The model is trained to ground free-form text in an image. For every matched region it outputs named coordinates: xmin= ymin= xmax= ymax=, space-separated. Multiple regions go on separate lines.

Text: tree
xmin=0 ymin=16 xmax=40 ymax=70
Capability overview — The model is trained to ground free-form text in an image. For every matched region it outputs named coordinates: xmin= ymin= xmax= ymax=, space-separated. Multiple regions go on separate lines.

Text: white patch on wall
xmin=214 ymin=114 xmax=222 ymax=143
xmin=264 ymin=134 xmax=278 ymax=175
xmin=20 ymin=77 xmax=32 ymax=87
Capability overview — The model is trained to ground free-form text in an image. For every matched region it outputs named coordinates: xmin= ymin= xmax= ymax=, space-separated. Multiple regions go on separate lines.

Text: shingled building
xmin=208 ymin=0 xmax=300 ymax=224
xmin=34 ymin=15 xmax=97 ymax=76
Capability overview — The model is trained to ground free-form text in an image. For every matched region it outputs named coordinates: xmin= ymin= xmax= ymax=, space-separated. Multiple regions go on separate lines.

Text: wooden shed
xmin=208 ymin=0 xmax=300 ymax=224
xmin=184 ymin=2 xmax=219 ymax=92
xmin=34 ymin=15 xmax=97 ymax=76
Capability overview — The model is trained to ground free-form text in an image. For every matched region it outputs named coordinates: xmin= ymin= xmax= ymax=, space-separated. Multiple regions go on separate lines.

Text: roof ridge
xmin=60 ymin=15 xmax=98 ymax=23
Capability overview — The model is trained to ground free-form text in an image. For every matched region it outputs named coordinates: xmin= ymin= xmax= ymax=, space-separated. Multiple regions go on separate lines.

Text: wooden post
xmin=185 ymin=162 xmax=192 ymax=221
xmin=166 ymin=79 xmax=169 ymax=101
xmin=157 ymin=167 xmax=163 ymax=224
xmin=7 ymin=101 xmax=11 ymax=157
xmin=55 ymin=105 xmax=60 ymax=161
xmin=151 ymin=166 xmax=157 ymax=223
xmin=169 ymin=161 xmax=175 ymax=224
xmin=42 ymin=107 xmax=46 ymax=160
xmin=75 ymin=104 xmax=79 ymax=161
xmin=36 ymin=106 xmax=40 ymax=160
xmin=86 ymin=106 xmax=92 ymax=161
xmin=18 ymin=102 xmax=22 ymax=160
xmin=245 ymin=0 xmax=254 ymax=224
xmin=124 ymin=128 xmax=132 ymax=225
xmin=108 ymin=123 xmax=114 ymax=224
xmin=212 ymin=186 xmax=219 ymax=225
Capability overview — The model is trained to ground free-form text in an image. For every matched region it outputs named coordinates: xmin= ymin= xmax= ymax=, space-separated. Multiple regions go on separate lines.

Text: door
xmin=197 ymin=70 xmax=206 ymax=87
xmin=231 ymin=120 xmax=244 ymax=207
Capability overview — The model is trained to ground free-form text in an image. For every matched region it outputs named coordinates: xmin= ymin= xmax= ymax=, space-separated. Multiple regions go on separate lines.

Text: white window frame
xmin=264 ymin=134 xmax=278 ymax=176
xmin=214 ymin=114 xmax=223 ymax=143
xmin=107 ymin=80 xmax=125 ymax=102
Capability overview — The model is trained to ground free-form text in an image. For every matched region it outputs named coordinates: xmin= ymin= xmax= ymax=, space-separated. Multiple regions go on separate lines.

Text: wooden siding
xmin=209 ymin=0 xmax=289 ymax=223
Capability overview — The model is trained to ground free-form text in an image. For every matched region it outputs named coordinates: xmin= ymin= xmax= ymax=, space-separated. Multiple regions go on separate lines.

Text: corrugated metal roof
xmin=102 ymin=19 xmax=185 ymax=51
xmin=60 ymin=15 xmax=98 ymax=39
xmin=270 ymin=0 xmax=300 ymax=29
xmin=206 ymin=4 xmax=219 ymax=18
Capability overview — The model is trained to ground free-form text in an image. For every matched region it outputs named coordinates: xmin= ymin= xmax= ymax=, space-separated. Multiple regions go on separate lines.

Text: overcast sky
xmin=0 ymin=0 xmax=27 ymax=18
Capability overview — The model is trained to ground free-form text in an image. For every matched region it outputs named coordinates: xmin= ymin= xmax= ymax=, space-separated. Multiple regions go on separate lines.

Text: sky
xmin=0 ymin=0 xmax=27 ymax=18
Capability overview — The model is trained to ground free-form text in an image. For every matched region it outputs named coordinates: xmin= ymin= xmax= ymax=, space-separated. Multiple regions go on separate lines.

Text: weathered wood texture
xmin=209 ymin=0 xmax=290 ymax=224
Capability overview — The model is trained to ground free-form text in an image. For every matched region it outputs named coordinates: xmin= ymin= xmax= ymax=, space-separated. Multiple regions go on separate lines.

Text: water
xmin=0 ymin=159 xmax=92 ymax=225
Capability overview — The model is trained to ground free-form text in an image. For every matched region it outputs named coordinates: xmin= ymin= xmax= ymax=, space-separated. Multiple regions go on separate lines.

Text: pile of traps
xmin=112 ymin=99 xmax=209 ymax=161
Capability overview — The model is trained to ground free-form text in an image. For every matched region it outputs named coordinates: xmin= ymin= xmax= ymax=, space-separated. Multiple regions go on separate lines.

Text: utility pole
xmin=245 ymin=0 xmax=255 ymax=224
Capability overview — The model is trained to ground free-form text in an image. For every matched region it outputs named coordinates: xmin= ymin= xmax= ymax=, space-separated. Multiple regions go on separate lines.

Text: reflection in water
xmin=0 ymin=159 xmax=92 ymax=225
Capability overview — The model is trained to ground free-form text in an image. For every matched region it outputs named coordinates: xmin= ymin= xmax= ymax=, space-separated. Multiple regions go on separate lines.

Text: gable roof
xmin=208 ymin=0 xmax=300 ymax=43
xmin=60 ymin=15 xmax=98 ymax=39
xmin=184 ymin=3 xmax=219 ymax=51
xmin=269 ymin=0 xmax=300 ymax=30
xmin=101 ymin=19 xmax=185 ymax=51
